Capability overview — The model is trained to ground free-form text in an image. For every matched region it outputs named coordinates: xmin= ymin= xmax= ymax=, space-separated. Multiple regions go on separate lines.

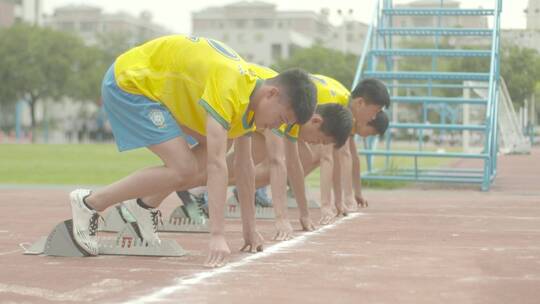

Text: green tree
xmin=67 ymin=44 xmax=109 ymax=103
xmin=95 ymin=31 xmax=141 ymax=64
xmin=271 ymin=45 xmax=359 ymax=88
xmin=500 ymin=46 xmax=540 ymax=107
xmin=0 ymin=24 xmax=89 ymax=134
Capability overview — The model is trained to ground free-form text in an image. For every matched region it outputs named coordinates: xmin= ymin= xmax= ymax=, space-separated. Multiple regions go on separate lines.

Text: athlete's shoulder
xmin=248 ymin=63 xmax=278 ymax=80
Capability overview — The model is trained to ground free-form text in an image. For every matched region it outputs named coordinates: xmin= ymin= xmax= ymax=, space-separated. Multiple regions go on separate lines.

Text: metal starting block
xmin=23 ymin=219 xmax=186 ymax=257
xmin=100 ymin=203 xmax=209 ymax=234
xmin=159 ymin=207 xmax=209 ymax=233
xmin=224 ymin=195 xmax=275 ymax=219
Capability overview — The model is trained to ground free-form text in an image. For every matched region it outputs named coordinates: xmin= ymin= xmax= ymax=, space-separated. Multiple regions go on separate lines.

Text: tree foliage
xmin=271 ymin=45 xmax=359 ymax=88
xmin=0 ymin=25 xmax=136 ymax=135
xmin=0 ymin=24 xmax=91 ymax=131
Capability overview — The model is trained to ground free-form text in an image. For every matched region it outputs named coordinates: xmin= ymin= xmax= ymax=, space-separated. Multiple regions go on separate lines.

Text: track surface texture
xmin=1 ymin=148 xmax=539 ymax=303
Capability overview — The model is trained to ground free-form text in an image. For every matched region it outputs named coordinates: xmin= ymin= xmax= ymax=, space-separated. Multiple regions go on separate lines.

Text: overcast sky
xmin=42 ymin=0 xmax=529 ymax=33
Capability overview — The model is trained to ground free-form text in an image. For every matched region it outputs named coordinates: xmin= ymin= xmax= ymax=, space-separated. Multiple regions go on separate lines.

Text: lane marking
xmin=125 ymin=213 xmax=363 ymax=304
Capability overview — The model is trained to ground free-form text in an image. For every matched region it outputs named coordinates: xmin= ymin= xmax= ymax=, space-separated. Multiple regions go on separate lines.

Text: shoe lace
xmin=194 ymin=193 xmax=209 ymax=219
xmin=88 ymin=213 xmax=103 ymax=236
xmin=150 ymin=209 xmax=163 ymax=232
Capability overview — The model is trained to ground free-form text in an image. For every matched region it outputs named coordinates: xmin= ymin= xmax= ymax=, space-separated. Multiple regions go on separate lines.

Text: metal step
xmin=370 ymin=48 xmax=491 ymax=58
xmin=378 ymin=28 xmax=492 ymax=36
xmin=386 ymin=83 xmax=489 ymax=90
xmin=361 ymin=174 xmax=484 ymax=184
xmin=382 ymin=8 xmax=495 ymax=16
xmin=388 ymin=123 xmax=486 ymax=131
xmin=391 ymin=96 xmax=488 ymax=105
xmin=364 ymin=71 xmax=490 ymax=81
xmin=358 ymin=150 xmax=489 ymax=159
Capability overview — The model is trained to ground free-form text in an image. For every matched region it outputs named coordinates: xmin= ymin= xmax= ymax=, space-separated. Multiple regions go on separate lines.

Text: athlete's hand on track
xmin=205 ymin=235 xmax=231 ymax=268
xmin=241 ymin=230 xmax=264 ymax=253
xmin=273 ymin=218 xmax=294 ymax=241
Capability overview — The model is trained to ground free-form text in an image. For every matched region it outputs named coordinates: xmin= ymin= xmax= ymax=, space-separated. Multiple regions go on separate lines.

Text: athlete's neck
xmin=248 ymin=80 xmax=265 ymax=112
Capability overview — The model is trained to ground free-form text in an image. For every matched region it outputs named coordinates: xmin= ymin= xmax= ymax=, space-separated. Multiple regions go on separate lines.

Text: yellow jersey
xmin=114 ymin=35 xmax=260 ymax=138
xmin=264 ymin=72 xmax=350 ymax=142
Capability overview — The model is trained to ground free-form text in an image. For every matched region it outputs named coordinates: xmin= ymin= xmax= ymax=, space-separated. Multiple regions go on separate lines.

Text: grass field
xmin=1 ymin=144 xmax=457 ymax=189
xmin=0 ymin=144 xmax=161 ymax=185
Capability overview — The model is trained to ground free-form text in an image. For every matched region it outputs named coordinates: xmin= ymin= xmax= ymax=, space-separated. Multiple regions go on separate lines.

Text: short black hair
xmin=317 ymin=104 xmax=353 ymax=148
xmin=368 ymin=111 xmax=389 ymax=136
xmin=351 ymin=78 xmax=390 ymax=109
xmin=270 ymin=68 xmax=317 ymax=124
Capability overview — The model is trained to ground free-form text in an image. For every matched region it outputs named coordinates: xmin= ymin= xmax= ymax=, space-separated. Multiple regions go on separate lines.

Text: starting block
xmin=224 ymin=195 xmax=275 ymax=219
xmin=23 ymin=219 xmax=186 ymax=257
xmin=100 ymin=202 xmax=209 ymax=234
xmin=159 ymin=206 xmax=209 ymax=233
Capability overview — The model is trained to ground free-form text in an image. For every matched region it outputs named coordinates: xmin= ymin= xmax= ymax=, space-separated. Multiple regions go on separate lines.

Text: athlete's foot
xmin=319 ymin=207 xmax=335 ymax=225
xmin=205 ymin=235 xmax=231 ymax=268
xmin=273 ymin=218 xmax=293 ymax=241
xmin=123 ymin=199 xmax=161 ymax=245
xmin=299 ymin=215 xmax=316 ymax=231
xmin=69 ymin=189 xmax=99 ymax=255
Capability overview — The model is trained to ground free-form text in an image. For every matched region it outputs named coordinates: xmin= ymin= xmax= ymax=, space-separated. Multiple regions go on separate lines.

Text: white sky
xmin=42 ymin=0 xmax=529 ymax=33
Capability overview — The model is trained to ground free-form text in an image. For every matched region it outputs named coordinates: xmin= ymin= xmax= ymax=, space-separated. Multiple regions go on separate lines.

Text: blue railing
xmin=351 ymin=0 xmax=502 ymax=190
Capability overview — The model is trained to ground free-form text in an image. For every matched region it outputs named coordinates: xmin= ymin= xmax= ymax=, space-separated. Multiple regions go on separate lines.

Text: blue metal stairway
xmin=352 ymin=0 xmax=502 ymax=190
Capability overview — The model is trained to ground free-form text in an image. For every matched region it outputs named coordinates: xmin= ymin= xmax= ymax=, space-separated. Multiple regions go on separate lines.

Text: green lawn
xmin=0 ymin=144 xmax=457 ymax=188
xmin=0 ymin=144 xmax=161 ymax=185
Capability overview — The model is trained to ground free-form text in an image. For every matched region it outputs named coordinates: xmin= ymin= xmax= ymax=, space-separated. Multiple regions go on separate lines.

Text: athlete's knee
xmin=168 ymin=160 xmax=199 ymax=188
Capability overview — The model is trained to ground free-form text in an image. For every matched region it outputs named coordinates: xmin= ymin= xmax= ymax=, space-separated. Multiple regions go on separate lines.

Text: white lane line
xmin=125 ymin=213 xmax=363 ymax=304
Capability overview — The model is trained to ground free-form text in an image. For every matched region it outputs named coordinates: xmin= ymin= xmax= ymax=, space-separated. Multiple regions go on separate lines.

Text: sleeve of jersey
xmin=198 ymin=72 xmax=237 ymax=131
xmin=272 ymin=124 xmax=299 ymax=142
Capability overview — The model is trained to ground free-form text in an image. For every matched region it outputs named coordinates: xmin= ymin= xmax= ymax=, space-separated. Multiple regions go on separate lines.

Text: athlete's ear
xmin=268 ymin=86 xmax=280 ymax=99
xmin=311 ymin=113 xmax=323 ymax=126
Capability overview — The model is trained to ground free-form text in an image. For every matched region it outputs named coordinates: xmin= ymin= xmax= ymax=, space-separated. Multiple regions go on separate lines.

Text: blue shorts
xmin=102 ymin=64 xmax=197 ymax=151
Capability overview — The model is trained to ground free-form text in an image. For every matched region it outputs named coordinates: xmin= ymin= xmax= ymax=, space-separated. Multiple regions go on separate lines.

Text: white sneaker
xmin=69 ymin=189 xmax=99 ymax=256
xmin=123 ymin=199 xmax=161 ymax=245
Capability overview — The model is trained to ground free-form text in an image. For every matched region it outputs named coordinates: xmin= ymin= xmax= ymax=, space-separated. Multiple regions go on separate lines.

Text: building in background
xmin=45 ymin=5 xmax=169 ymax=46
xmin=393 ymin=0 xmax=488 ymax=29
xmin=0 ymin=0 xmax=43 ymax=27
xmin=328 ymin=18 xmax=369 ymax=56
xmin=503 ymin=0 xmax=540 ymax=52
xmin=526 ymin=0 xmax=540 ymax=30
xmin=392 ymin=0 xmax=489 ymax=47
xmin=192 ymin=1 xmax=367 ymax=66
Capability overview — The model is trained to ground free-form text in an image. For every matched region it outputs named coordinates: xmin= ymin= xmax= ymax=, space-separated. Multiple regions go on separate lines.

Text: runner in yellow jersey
xmin=245 ymin=64 xmax=390 ymax=231
xmin=178 ymin=64 xmax=389 ymax=239
xmin=67 ymin=35 xmax=317 ymax=267
xmin=243 ymin=65 xmax=355 ymax=239
xmin=177 ymin=64 xmax=353 ymax=239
